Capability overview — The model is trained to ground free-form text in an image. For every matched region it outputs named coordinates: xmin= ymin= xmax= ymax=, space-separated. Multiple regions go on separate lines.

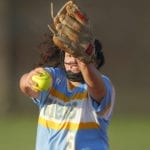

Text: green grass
xmin=0 ymin=114 xmax=150 ymax=150
xmin=109 ymin=115 xmax=150 ymax=150
xmin=0 ymin=115 xmax=37 ymax=150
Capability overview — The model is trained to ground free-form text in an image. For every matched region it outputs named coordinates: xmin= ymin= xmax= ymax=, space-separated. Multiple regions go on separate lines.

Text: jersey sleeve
xmin=32 ymin=90 xmax=50 ymax=109
xmin=91 ymin=75 xmax=115 ymax=120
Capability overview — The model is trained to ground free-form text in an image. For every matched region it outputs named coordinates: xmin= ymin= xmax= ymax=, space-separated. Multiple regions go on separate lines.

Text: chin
xmin=73 ymin=71 xmax=81 ymax=74
xmin=71 ymin=68 xmax=80 ymax=74
xmin=66 ymin=69 xmax=80 ymax=74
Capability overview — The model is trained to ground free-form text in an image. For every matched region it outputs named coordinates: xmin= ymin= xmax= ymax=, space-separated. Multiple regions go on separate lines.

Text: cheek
xmin=64 ymin=57 xmax=69 ymax=63
xmin=64 ymin=64 xmax=69 ymax=70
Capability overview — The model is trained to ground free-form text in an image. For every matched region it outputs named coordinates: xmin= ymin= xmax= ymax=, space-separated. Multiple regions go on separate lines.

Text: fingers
xmin=26 ymin=67 xmax=47 ymax=91
xmin=54 ymin=1 xmax=88 ymax=26
xmin=59 ymin=14 xmax=82 ymax=32
xmin=66 ymin=2 xmax=88 ymax=26
xmin=54 ymin=1 xmax=89 ymax=41
xmin=56 ymin=23 xmax=79 ymax=42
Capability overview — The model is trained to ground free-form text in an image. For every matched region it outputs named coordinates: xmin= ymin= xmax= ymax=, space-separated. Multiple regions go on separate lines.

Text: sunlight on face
xmin=64 ymin=53 xmax=80 ymax=73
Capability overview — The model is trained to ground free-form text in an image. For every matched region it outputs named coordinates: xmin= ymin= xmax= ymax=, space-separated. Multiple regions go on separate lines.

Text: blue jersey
xmin=33 ymin=67 xmax=115 ymax=150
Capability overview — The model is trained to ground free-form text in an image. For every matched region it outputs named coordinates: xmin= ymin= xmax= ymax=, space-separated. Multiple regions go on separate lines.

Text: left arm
xmin=77 ymin=60 xmax=106 ymax=103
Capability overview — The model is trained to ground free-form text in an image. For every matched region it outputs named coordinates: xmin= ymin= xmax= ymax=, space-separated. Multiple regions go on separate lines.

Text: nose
xmin=71 ymin=56 xmax=76 ymax=61
xmin=64 ymin=56 xmax=76 ymax=64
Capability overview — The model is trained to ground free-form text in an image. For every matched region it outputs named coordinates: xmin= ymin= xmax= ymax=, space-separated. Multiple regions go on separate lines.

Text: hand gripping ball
xmin=32 ymin=71 xmax=52 ymax=91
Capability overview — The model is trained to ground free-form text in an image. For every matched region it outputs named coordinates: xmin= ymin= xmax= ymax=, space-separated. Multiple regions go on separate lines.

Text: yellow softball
xmin=32 ymin=71 xmax=52 ymax=91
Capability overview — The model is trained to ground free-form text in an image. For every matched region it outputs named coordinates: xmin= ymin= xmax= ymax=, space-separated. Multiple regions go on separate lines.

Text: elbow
xmin=88 ymin=84 xmax=106 ymax=103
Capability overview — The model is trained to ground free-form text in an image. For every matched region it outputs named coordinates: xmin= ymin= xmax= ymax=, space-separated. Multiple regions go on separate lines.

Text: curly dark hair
xmin=36 ymin=31 xmax=63 ymax=67
xmin=36 ymin=31 xmax=105 ymax=70
xmin=94 ymin=39 xmax=105 ymax=69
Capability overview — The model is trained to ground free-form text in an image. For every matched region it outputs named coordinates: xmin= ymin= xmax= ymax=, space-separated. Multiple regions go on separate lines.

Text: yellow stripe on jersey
xmin=38 ymin=117 xmax=100 ymax=130
xmin=50 ymin=88 xmax=88 ymax=102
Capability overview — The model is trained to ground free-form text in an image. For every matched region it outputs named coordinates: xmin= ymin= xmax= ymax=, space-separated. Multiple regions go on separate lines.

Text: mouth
xmin=70 ymin=64 xmax=78 ymax=70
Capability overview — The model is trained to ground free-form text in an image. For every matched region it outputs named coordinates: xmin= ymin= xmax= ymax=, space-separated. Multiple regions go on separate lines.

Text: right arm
xmin=19 ymin=67 xmax=48 ymax=98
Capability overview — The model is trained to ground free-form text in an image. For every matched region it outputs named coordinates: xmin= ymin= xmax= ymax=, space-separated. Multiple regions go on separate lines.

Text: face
xmin=64 ymin=53 xmax=80 ymax=73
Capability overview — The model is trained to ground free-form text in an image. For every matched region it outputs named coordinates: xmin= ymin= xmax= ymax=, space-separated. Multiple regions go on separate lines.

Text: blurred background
xmin=0 ymin=0 xmax=150 ymax=149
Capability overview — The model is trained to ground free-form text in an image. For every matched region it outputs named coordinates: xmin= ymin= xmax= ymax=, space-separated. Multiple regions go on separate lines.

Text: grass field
xmin=0 ymin=114 xmax=150 ymax=150
xmin=109 ymin=115 xmax=150 ymax=150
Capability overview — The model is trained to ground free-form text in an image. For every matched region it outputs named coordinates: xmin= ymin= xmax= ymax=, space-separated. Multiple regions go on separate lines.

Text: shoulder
xmin=101 ymin=74 xmax=115 ymax=96
xmin=44 ymin=67 xmax=65 ymax=76
xmin=44 ymin=67 xmax=66 ymax=84
xmin=101 ymin=75 xmax=113 ymax=86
